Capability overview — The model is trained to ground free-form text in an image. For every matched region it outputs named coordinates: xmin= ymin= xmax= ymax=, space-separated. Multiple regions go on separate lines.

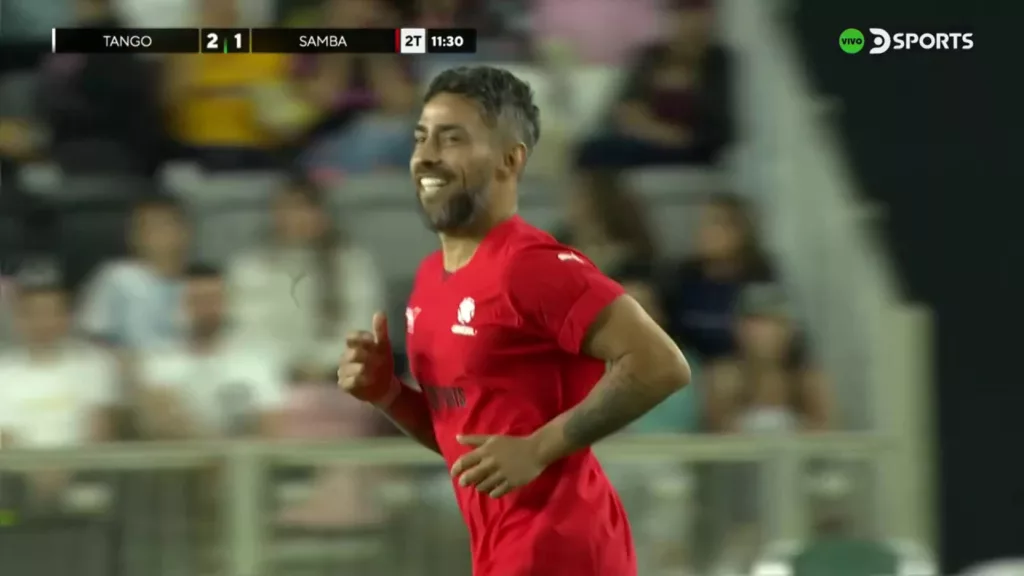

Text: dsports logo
xmin=839 ymin=28 xmax=974 ymax=54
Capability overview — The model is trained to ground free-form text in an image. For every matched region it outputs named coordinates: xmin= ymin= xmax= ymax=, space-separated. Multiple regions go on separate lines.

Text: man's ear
xmin=501 ymin=142 xmax=528 ymax=181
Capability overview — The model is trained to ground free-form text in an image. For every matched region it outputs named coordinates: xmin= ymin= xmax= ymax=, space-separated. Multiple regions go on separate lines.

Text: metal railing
xmin=0 ymin=434 xmax=891 ymax=575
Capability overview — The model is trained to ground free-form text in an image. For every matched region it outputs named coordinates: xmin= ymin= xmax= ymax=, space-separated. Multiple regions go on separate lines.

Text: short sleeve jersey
xmin=406 ymin=216 xmax=636 ymax=576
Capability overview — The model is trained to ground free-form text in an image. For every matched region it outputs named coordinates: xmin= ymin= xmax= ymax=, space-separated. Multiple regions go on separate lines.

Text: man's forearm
xmin=377 ymin=380 xmax=441 ymax=454
xmin=532 ymin=351 xmax=690 ymax=464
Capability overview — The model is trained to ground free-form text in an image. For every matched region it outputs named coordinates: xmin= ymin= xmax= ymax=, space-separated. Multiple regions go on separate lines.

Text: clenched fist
xmin=338 ymin=312 xmax=397 ymax=403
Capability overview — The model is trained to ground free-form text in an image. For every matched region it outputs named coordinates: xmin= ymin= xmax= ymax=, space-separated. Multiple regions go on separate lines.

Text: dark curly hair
xmin=424 ymin=66 xmax=541 ymax=155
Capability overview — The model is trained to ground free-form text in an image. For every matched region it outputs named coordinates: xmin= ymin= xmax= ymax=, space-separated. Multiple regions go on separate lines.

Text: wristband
xmin=373 ymin=376 xmax=403 ymax=409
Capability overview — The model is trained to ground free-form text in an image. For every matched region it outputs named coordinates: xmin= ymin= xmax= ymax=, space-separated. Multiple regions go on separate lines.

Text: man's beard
xmin=418 ymin=182 xmax=488 ymax=233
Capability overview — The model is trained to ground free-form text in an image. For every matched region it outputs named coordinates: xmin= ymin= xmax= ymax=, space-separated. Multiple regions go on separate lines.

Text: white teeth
xmin=420 ymin=177 xmax=447 ymax=193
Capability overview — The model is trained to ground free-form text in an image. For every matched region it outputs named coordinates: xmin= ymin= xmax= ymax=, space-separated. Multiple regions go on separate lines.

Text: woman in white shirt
xmin=228 ymin=179 xmax=383 ymax=370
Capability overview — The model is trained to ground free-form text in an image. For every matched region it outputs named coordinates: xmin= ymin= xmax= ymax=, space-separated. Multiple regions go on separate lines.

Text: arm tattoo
xmin=563 ymin=360 xmax=667 ymax=448
xmin=381 ymin=387 xmax=442 ymax=454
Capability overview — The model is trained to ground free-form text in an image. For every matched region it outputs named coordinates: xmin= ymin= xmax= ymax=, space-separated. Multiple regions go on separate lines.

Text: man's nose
xmin=412 ymin=141 xmax=441 ymax=168
xmin=414 ymin=158 xmax=442 ymax=174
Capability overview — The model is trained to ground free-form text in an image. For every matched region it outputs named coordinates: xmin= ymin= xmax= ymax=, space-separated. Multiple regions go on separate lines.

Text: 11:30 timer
xmin=427 ymin=29 xmax=476 ymax=54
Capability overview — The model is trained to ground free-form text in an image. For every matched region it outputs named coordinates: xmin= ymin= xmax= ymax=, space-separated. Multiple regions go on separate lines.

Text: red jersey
xmin=405 ymin=216 xmax=636 ymax=576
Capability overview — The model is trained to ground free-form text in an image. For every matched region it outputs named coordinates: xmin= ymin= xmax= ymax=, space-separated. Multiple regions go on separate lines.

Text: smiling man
xmin=337 ymin=66 xmax=691 ymax=576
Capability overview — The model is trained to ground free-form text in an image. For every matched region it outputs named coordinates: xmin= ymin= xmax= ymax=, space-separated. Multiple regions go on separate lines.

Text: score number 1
xmin=201 ymin=28 xmax=249 ymax=53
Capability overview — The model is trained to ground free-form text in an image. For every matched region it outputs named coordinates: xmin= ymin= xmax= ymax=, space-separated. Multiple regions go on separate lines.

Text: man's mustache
xmin=414 ymin=167 xmax=456 ymax=180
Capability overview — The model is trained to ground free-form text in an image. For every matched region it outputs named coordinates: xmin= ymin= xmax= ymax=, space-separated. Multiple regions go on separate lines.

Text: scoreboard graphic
xmin=51 ymin=27 xmax=476 ymax=54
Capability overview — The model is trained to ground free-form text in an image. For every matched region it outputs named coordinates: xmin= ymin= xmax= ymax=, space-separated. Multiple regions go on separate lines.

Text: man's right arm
xmin=376 ymin=377 xmax=441 ymax=454
xmin=339 ymin=312 xmax=441 ymax=454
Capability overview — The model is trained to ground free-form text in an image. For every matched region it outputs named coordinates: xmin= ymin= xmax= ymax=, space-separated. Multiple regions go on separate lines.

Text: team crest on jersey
xmin=452 ymin=297 xmax=476 ymax=336
xmin=405 ymin=306 xmax=421 ymax=334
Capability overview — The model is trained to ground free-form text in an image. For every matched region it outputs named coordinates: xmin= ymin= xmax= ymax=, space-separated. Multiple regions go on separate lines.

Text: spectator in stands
xmin=706 ymin=283 xmax=832 ymax=433
xmin=708 ymin=284 xmax=832 ymax=574
xmin=40 ymin=0 xmax=164 ymax=175
xmin=663 ymin=193 xmax=772 ymax=365
xmin=533 ymin=0 xmax=663 ymax=65
xmin=662 ymin=196 xmax=766 ymax=559
xmin=556 ymin=171 xmax=657 ymax=275
xmin=78 ymin=195 xmax=189 ymax=349
xmin=255 ymin=0 xmax=416 ymax=177
xmin=165 ymin=0 xmax=289 ymax=170
xmin=138 ymin=263 xmax=288 ymax=439
xmin=575 ymin=0 xmax=732 ymax=168
xmin=228 ymin=178 xmax=383 ymax=370
xmin=0 ymin=262 xmax=117 ymax=501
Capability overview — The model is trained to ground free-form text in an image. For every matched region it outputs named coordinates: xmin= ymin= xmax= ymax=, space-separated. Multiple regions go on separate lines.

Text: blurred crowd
xmin=0 ymin=0 xmax=731 ymax=173
xmin=0 ymin=0 xmax=858 ymax=574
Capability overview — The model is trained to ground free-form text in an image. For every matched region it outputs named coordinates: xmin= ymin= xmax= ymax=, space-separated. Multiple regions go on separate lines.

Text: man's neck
xmin=438 ymin=209 xmax=515 ymax=272
xmin=439 ymin=235 xmax=480 ymax=272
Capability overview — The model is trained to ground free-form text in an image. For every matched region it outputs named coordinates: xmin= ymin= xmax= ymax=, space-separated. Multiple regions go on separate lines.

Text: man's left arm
xmin=531 ymin=295 xmax=691 ymax=463
xmin=452 ymin=248 xmax=691 ymax=496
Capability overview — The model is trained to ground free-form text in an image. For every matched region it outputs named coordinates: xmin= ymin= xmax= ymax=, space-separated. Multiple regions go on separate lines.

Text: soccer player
xmin=337 ymin=66 xmax=691 ymax=576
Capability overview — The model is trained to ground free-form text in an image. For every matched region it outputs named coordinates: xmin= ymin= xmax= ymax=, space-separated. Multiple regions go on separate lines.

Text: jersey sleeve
xmin=506 ymin=247 xmax=626 ymax=354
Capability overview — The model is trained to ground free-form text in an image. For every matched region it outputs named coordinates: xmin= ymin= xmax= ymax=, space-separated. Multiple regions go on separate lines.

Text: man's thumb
xmin=372 ymin=312 xmax=389 ymax=345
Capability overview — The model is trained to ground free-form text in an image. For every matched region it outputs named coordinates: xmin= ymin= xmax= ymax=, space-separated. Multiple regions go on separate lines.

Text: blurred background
xmin=0 ymin=0 xmax=1009 ymax=575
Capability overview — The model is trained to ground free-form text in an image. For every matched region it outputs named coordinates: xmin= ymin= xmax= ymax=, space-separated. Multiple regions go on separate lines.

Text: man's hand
xmin=450 ymin=434 xmax=548 ymax=498
xmin=337 ymin=312 xmax=396 ymax=403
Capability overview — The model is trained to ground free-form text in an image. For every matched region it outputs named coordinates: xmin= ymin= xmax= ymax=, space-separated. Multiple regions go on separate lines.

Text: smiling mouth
xmin=418 ymin=176 xmax=450 ymax=196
